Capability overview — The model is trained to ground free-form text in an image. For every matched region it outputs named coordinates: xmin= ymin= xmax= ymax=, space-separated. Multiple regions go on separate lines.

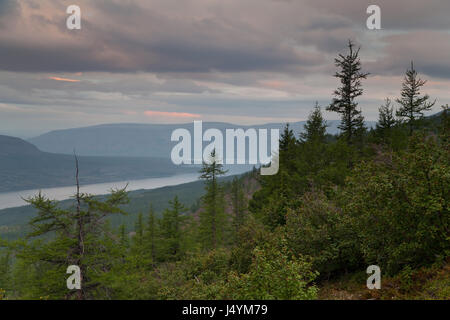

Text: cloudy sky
xmin=0 ymin=0 xmax=449 ymax=137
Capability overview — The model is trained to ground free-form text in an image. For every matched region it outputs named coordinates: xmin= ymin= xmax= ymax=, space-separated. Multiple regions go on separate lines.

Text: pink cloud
xmin=144 ymin=110 xmax=201 ymax=118
xmin=49 ymin=76 xmax=81 ymax=83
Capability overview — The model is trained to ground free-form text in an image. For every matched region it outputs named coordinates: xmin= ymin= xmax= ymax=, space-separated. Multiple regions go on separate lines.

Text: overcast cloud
xmin=0 ymin=0 xmax=449 ymax=137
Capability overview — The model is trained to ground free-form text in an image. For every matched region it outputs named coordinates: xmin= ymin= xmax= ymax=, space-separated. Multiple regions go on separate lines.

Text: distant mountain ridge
xmin=28 ymin=120 xmax=376 ymax=158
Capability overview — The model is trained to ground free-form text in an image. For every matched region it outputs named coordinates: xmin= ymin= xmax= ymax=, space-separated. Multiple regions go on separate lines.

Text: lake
xmin=0 ymin=165 xmax=251 ymax=210
xmin=0 ymin=173 xmax=200 ymax=210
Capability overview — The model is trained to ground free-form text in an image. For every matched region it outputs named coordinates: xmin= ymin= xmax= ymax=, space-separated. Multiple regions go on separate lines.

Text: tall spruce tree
xmin=327 ymin=40 xmax=369 ymax=144
xmin=199 ymin=149 xmax=227 ymax=250
xmin=396 ymin=61 xmax=435 ymax=134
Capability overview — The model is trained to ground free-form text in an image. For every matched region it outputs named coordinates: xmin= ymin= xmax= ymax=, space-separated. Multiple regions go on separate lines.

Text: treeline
xmin=250 ymin=41 xmax=449 ymax=285
xmin=0 ymin=40 xmax=449 ymax=300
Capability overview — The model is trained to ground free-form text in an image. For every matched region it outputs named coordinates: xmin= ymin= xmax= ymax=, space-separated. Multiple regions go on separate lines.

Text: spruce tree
xmin=298 ymin=104 xmax=329 ymax=179
xmin=327 ymin=40 xmax=369 ymax=144
xmin=396 ymin=61 xmax=435 ymax=134
xmin=300 ymin=102 xmax=327 ymax=143
xmin=199 ymin=149 xmax=227 ymax=250
xmin=160 ymin=196 xmax=186 ymax=260
xmin=376 ymin=98 xmax=396 ymax=131
xmin=279 ymin=123 xmax=298 ymax=169
xmin=280 ymin=123 xmax=296 ymax=152
xmin=375 ymin=98 xmax=397 ymax=144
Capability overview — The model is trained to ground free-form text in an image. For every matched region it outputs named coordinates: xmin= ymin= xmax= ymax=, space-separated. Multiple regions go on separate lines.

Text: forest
xmin=0 ymin=41 xmax=448 ymax=300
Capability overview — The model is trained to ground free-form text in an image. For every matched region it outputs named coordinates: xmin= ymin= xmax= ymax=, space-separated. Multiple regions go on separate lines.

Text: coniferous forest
xmin=1 ymin=41 xmax=448 ymax=300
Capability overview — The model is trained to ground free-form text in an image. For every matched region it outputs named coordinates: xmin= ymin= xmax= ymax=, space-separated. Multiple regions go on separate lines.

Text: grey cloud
xmin=0 ymin=0 xmax=328 ymax=73
xmin=0 ymin=0 xmax=449 ymax=136
xmin=366 ymin=31 xmax=450 ymax=79
xmin=1 ymin=0 xmax=449 ymax=76
xmin=0 ymin=0 xmax=19 ymax=15
xmin=306 ymin=0 xmax=450 ymax=31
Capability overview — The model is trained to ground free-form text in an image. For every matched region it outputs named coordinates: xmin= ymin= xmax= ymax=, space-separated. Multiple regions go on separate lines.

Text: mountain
xmin=0 ymin=135 xmax=41 ymax=156
xmin=0 ymin=135 xmax=196 ymax=193
xmin=29 ymin=121 xmax=375 ymax=157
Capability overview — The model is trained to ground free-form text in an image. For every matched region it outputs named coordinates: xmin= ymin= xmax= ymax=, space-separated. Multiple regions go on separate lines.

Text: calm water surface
xmin=0 ymin=174 xmax=200 ymax=210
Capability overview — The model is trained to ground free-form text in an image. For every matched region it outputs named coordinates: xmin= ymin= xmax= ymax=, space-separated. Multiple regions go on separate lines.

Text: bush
xmin=341 ymin=134 xmax=450 ymax=274
xmin=285 ymin=190 xmax=362 ymax=277
xmin=226 ymin=237 xmax=318 ymax=300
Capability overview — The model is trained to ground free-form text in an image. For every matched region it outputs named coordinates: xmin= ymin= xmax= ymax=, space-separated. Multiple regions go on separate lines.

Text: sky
xmin=0 ymin=0 xmax=449 ymax=137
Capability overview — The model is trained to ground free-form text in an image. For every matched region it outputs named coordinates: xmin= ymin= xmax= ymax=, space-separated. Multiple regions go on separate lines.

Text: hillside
xmin=28 ymin=121 xmax=375 ymax=157
xmin=0 ymin=135 xmax=196 ymax=192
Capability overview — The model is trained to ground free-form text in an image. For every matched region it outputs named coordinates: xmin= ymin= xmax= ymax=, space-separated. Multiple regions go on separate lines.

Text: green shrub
xmin=226 ymin=238 xmax=318 ymax=300
xmin=285 ymin=190 xmax=362 ymax=277
xmin=341 ymin=134 xmax=449 ymax=274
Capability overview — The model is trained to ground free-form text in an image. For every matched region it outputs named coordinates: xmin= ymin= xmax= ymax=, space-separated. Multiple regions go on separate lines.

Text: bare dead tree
xmin=74 ymin=151 xmax=86 ymax=300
